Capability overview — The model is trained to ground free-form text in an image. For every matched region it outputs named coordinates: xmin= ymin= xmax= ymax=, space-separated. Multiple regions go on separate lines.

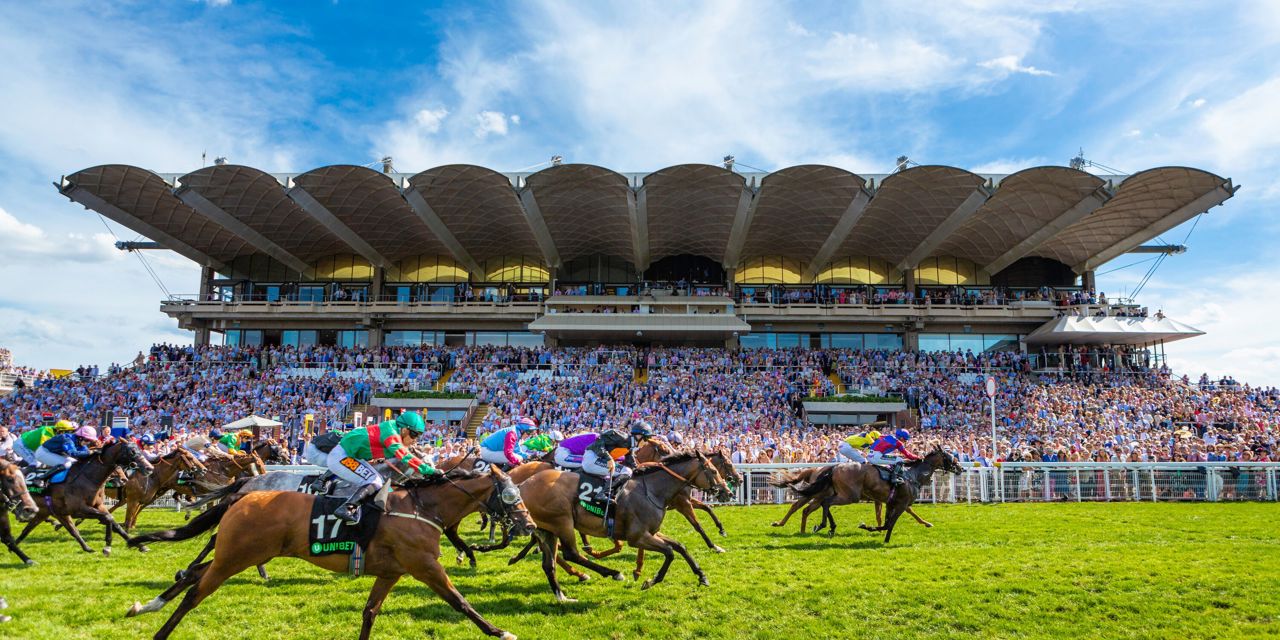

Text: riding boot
xmin=891 ymin=463 xmax=905 ymax=486
xmin=308 ymin=471 xmax=334 ymax=494
xmin=335 ymin=483 xmax=379 ymax=523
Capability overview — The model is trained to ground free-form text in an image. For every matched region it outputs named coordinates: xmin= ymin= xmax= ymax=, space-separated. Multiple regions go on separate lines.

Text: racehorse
xmin=769 ymin=465 xmax=935 ymax=532
xmin=513 ymin=450 xmax=733 ymax=601
xmin=0 ymin=458 xmax=39 ymax=565
xmin=248 ymin=438 xmax=291 ymax=465
xmin=13 ymin=438 xmax=155 ymax=555
xmin=127 ymin=466 xmax=533 ymax=640
xmin=790 ymin=447 xmax=963 ymax=542
xmin=169 ymin=451 xmax=265 ymax=504
xmin=110 ymin=448 xmax=209 ymax=531
xmin=577 ymin=446 xmax=741 ymax=580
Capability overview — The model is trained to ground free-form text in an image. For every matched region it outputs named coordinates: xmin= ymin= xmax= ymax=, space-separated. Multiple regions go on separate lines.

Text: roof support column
xmin=287 ymin=186 xmax=392 ymax=270
xmin=722 ymin=186 xmax=757 ymax=267
xmin=983 ymin=185 xmax=1113 ymax=276
xmin=1081 ymin=269 xmax=1096 ymax=291
xmin=516 ymin=188 xmax=562 ymax=268
xmin=400 ymin=187 xmax=484 ymax=276
xmin=631 ymin=187 xmax=649 ymax=270
xmin=1074 ymin=180 xmax=1237 ymax=272
xmin=896 ymin=185 xmax=991 ymax=274
xmin=58 ymin=184 xmax=227 ymax=271
xmin=175 ymin=187 xmax=313 ymax=275
xmin=803 ymin=188 xmax=872 ymax=281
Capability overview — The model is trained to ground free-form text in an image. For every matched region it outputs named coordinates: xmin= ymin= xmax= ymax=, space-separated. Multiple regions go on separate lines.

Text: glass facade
xmin=919 ymin=333 xmax=1019 ymax=353
xmin=282 ymin=330 xmax=319 ymax=347
xmin=386 ymin=330 xmax=442 ymax=347
xmin=743 ymin=332 xmax=903 ymax=350
xmin=337 ymin=330 xmax=369 ymax=348
xmin=913 ymin=256 xmax=991 ymax=286
xmin=735 ymin=256 xmax=804 ymax=284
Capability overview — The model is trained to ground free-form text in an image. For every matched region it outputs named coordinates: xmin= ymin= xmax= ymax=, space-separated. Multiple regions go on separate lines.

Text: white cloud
xmin=203 ymin=0 xmax=232 ymax=7
xmin=978 ymin=55 xmax=1055 ymax=77
xmin=1190 ymin=97 xmax=1207 ymax=108
xmin=970 ymin=157 xmax=1051 ymax=173
xmin=473 ymin=110 xmax=511 ymax=138
xmin=413 ymin=107 xmax=449 ymax=133
xmin=0 ymin=206 xmax=121 ymax=264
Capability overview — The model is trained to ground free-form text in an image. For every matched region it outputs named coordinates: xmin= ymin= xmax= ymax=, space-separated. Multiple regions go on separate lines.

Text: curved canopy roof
xmin=57 ymin=162 xmax=1236 ymax=279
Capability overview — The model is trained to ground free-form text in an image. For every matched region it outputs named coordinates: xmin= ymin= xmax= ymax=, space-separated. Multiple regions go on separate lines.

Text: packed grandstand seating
xmin=1 ymin=344 xmax=1276 ymax=466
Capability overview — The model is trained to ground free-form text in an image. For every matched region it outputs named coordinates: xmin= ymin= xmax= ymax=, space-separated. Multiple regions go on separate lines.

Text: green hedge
xmin=374 ymin=391 xmax=476 ymax=400
xmin=804 ymin=394 xmax=904 ymax=403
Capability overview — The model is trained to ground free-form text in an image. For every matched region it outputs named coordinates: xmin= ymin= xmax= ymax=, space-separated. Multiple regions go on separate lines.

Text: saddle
xmin=869 ymin=463 xmax=906 ymax=486
xmin=26 ymin=468 xmax=69 ymax=493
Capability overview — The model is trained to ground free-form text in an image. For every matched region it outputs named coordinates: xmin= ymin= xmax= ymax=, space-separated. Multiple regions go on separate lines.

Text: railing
xmin=723 ymin=462 xmax=1280 ymax=506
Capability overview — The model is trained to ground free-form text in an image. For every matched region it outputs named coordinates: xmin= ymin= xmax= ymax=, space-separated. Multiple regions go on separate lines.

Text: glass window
xmin=471 ymin=332 xmax=508 ymax=346
xmin=865 ymin=333 xmax=903 ymax=350
xmin=918 ymin=333 xmax=950 ymax=352
xmin=393 ymin=286 xmax=412 ymax=303
xmin=507 ymin=332 xmax=545 ymax=348
xmin=241 ymin=330 xmax=263 ymax=347
xmin=385 ymin=331 xmax=420 ymax=347
xmin=283 ymin=330 xmax=299 ymax=347
xmin=739 ymin=333 xmax=773 ymax=349
xmin=264 ymin=286 xmax=280 ymax=302
xmin=223 ymin=330 xmax=240 ymax=346
xmin=983 ymin=334 xmax=1018 ymax=352
xmin=950 ymin=334 xmax=984 ymax=353
xmin=774 ymin=333 xmax=804 ymax=349
xmin=337 ymin=330 xmax=368 ymax=348
xmin=821 ymin=334 xmax=864 ymax=349
xmin=297 ymin=286 xmax=325 ymax=302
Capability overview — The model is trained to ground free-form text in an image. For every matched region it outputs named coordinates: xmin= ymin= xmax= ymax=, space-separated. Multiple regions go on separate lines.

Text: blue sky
xmin=1 ymin=1 xmax=1278 ymax=383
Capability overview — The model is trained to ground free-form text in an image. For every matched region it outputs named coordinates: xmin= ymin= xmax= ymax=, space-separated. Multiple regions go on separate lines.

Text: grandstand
xmin=55 ymin=162 xmax=1234 ymax=357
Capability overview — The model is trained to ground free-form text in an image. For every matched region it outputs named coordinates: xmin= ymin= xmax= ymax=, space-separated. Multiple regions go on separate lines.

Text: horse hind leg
xmin=52 ymin=513 xmax=94 ymax=553
xmin=358 ymin=575 xmax=400 ymax=640
xmin=630 ymin=532 xmax=676 ymax=590
xmin=906 ymin=506 xmax=932 ymax=528
xmin=772 ymin=496 xmax=808 ymax=528
xmin=659 ymin=533 xmax=709 ymax=586
xmin=153 ymin=556 xmax=249 ymax=640
xmin=406 ymin=554 xmax=513 ymax=639
xmin=128 ymin=561 xmax=210 ymax=617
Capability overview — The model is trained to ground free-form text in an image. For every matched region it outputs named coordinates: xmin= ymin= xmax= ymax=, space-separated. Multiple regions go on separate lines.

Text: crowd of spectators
xmin=2 ymin=343 xmax=1277 ymax=467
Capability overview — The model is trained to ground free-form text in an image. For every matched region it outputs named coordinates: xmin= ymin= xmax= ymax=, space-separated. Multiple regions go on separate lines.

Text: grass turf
xmin=2 ymin=502 xmax=1278 ymax=639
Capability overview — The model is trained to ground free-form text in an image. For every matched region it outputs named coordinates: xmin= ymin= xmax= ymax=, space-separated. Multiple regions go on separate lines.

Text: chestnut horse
xmin=514 ymin=450 xmax=733 ymax=601
xmin=769 ymin=465 xmax=934 ymax=532
xmin=110 ymin=448 xmax=209 ymax=531
xmin=0 ymin=458 xmax=39 ymax=565
xmin=128 ymin=466 xmax=534 ymax=640
xmin=14 ymin=438 xmax=155 ymax=556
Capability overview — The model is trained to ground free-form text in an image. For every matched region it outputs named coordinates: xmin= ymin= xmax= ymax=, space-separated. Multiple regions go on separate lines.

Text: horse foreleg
xmin=586 ymin=536 xmax=623 ymax=559
xmin=558 ymin=531 xmax=624 ymax=581
xmin=875 ymin=502 xmax=884 ymax=527
xmin=906 ymin=506 xmax=932 ymax=528
xmin=883 ymin=506 xmax=906 ymax=544
xmin=532 ymin=530 xmax=573 ymax=603
xmin=444 ymin=526 xmax=478 ymax=569
xmin=676 ymin=499 xmax=723 ymax=553
xmin=153 ymin=556 xmax=245 ymax=640
xmin=1 ymin=521 xmax=35 ymax=566
xmin=577 ymin=531 xmax=595 ymax=555
xmin=630 ymin=532 xmax=676 ymax=590
xmin=506 ymin=536 xmax=538 ymax=565
xmin=358 ymin=575 xmax=400 ymax=640
xmin=772 ymin=496 xmax=810 ymax=528
xmin=256 ymin=564 xmax=270 ymax=581
xmin=407 ymin=555 xmax=512 ymax=639
xmin=53 ymin=513 xmax=94 ymax=553
xmin=819 ymin=496 xmax=838 ymax=538
xmin=689 ymin=498 xmax=727 ymax=536
xmin=129 ymin=561 xmax=210 ymax=617
xmin=14 ymin=512 xmax=48 ymax=545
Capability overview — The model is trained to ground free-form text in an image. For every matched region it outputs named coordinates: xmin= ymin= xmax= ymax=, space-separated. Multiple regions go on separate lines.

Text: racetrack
xmin=3 ymin=503 xmax=1277 ymax=639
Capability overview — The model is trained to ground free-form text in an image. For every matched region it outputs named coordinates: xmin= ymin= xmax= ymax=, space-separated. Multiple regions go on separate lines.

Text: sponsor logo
xmin=310 ymin=540 xmax=355 ymax=555
xmin=340 ymin=457 xmax=360 ymax=472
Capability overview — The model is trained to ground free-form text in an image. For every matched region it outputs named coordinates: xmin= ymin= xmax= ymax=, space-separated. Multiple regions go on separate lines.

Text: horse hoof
xmin=126 ymin=602 xmax=142 ymax=617
xmin=924 ymin=523 xmax=934 ymax=528
xmin=576 ymin=574 xmax=590 ymax=583
xmin=641 ymin=579 xmax=655 ymax=590
xmin=699 ymin=576 xmax=710 ymax=587
xmin=175 ymin=569 xmax=188 ymax=582
xmin=556 ymin=595 xmax=578 ymax=604
xmin=1 ymin=614 xmax=10 ymax=623
xmin=770 ymin=522 xmax=782 ymax=527
xmin=500 ymin=632 xmax=518 ymax=640
xmin=23 ymin=559 xmax=36 ymax=567
xmin=137 ymin=545 xmax=150 ymax=553
xmin=455 ymin=552 xmax=465 ymax=565
xmin=468 ymin=560 xmax=478 ymax=570
xmin=103 ymin=547 xmax=112 ymax=557
xmin=712 ymin=546 xmax=726 ymax=554
xmin=611 ymin=572 xmax=625 ymax=582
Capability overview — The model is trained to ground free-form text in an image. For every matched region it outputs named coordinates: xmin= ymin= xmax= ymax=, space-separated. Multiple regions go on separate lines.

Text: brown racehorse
xmin=170 ymin=451 xmax=265 ymax=505
xmin=127 ymin=466 xmax=533 ymax=640
xmin=769 ymin=465 xmax=935 ymax=532
xmin=514 ymin=450 xmax=733 ymax=601
xmin=109 ymin=449 xmax=209 ymax=531
xmin=788 ymin=447 xmax=963 ymax=542
xmin=14 ymin=439 xmax=155 ymax=555
xmin=578 ymin=446 xmax=741 ymax=580
xmin=249 ymin=438 xmax=291 ymax=465
xmin=0 ymin=458 xmax=39 ymax=565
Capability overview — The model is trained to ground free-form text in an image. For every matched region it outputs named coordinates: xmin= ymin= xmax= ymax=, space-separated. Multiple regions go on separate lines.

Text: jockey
xmin=32 ymin=425 xmax=100 ymax=482
xmin=868 ymin=429 xmax=920 ymax=485
xmin=182 ymin=430 xmax=220 ymax=462
xmin=580 ymin=425 xmax=642 ymax=485
xmin=236 ymin=430 xmax=257 ymax=453
xmin=552 ymin=432 xmax=596 ymax=470
xmin=303 ymin=428 xmax=346 ymax=468
xmin=520 ymin=430 xmax=563 ymax=458
xmin=839 ymin=426 xmax=883 ymax=464
xmin=13 ymin=423 xmax=58 ymax=467
xmin=328 ymin=411 xmax=438 ymax=523
xmin=478 ymin=417 xmax=539 ymax=468
xmin=0 ymin=426 xmax=15 ymax=463
xmin=215 ymin=430 xmax=247 ymax=455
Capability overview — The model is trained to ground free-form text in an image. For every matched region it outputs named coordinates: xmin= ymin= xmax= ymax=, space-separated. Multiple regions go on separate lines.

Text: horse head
xmin=0 ymin=459 xmax=38 ymax=522
xmin=707 ymin=447 xmax=743 ymax=491
xmin=484 ymin=465 xmax=534 ymax=536
xmin=175 ymin=447 xmax=209 ymax=474
xmin=102 ymin=438 xmax=155 ymax=475
xmin=686 ymin=450 xmax=734 ymax=502
xmin=928 ymin=445 xmax=964 ymax=474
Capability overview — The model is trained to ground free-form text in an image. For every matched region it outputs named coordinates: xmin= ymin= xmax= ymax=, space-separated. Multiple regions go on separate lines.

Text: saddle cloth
xmin=25 ymin=468 xmax=69 ymax=493
xmin=576 ymin=473 xmax=626 ymax=516
xmin=307 ymin=495 xmax=383 ymax=559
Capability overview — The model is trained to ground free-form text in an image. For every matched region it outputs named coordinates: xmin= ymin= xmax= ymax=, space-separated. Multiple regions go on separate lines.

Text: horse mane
xmin=634 ymin=450 xmax=701 ymax=476
xmin=399 ymin=467 xmax=485 ymax=488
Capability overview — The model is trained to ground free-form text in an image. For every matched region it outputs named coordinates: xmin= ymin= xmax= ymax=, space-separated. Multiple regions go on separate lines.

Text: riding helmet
xmin=895 ymin=428 xmax=911 ymax=441
xmin=396 ymin=411 xmax=427 ymax=435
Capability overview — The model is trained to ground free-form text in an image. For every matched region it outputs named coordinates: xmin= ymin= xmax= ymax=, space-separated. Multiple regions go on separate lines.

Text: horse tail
xmin=182 ymin=477 xmax=251 ymax=512
xmin=129 ymin=493 xmax=242 ymax=548
xmin=769 ymin=468 xmax=814 ymax=489
xmin=792 ymin=466 xmax=836 ymax=497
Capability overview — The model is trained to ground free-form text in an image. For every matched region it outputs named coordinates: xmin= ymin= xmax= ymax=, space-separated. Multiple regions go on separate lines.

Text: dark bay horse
xmin=769 ymin=465 xmax=935 ymax=532
xmin=791 ymin=447 xmax=962 ymax=542
xmin=249 ymin=438 xmax=290 ymax=465
xmin=514 ymin=451 xmax=733 ymax=601
xmin=1 ymin=458 xmax=39 ymax=565
xmin=110 ymin=448 xmax=208 ymax=531
xmin=14 ymin=439 xmax=155 ymax=555
xmin=128 ymin=466 xmax=534 ymax=640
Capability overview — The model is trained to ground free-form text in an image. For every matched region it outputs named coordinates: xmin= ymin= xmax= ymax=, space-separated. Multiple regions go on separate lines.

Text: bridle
xmin=0 ymin=471 xmax=32 ymax=514
xmin=639 ymin=452 xmax=730 ymax=509
xmin=404 ymin=471 xmax=528 ymax=533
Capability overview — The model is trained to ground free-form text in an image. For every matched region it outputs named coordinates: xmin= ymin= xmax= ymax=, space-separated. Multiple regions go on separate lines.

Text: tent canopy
xmin=221 ymin=415 xmax=283 ymax=431
xmin=1025 ymin=314 xmax=1204 ymax=346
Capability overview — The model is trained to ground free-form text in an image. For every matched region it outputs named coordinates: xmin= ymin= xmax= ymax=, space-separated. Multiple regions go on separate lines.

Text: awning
xmin=1025 ymin=314 xmax=1204 ymax=346
xmin=221 ymin=415 xmax=283 ymax=430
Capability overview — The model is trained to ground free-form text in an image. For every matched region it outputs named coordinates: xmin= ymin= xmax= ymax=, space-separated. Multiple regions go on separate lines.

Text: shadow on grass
xmin=762 ymin=537 xmax=890 ymax=551
xmin=397 ymin=595 xmax=596 ymax=619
